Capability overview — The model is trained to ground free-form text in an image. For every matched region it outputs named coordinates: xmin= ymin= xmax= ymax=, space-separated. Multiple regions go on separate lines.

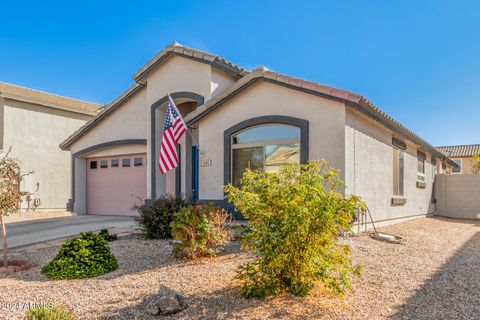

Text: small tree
xmin=473 ymin=152 xmax=480 ymax=174
xmin=225 ymin=160 xmax=364 ymax=298
xmin=0 ymin=149 xmax=30 ymax=267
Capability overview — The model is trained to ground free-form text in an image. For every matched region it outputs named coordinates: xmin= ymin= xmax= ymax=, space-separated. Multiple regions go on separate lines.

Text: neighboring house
xmin=60 ymin=42 xmax=455 ymax=225
xmin=436 ymin=144 xmax=480 ymax=174
xmin=0 ymin=82 xmax=100 ymax=213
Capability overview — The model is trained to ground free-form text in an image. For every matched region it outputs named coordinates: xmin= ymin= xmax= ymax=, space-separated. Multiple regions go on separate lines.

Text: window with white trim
xmin=417 ymin=159 xmax=425 ymax=181
xmin=452 ymin=159 xmax=462 ymax=173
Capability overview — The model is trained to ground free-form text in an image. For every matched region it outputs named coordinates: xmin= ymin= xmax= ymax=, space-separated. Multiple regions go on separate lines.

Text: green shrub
xmin=170 ymin=204 xmax=232 ymax=259
xmin=41 ymin=232 xmax=118 ymax=279
xmin=25 ymin=305 xmax=75 ymax=320
xmin=225 ymin=160 xmax=364 ymax=298
xmin=98 ymin=228 xmax=117 ymax=242
xmin=135 ymin=194 xmax=192 ymax=239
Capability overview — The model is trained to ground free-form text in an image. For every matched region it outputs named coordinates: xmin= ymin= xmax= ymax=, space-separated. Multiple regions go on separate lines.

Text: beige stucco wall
xmin=68 ymin=88 xmax=147 ymax=154
xmin=68 ymin=55 xmax=239 ymax=213
xmin=2 ymin=98 xmax=91 ymax=211
xmin=68 ymin=88 xmax=147 ymax=214
xmin=435 ymin=174 xmax=480 ymax=219
xmin=211 ymin=68 xmax=237 ymax=98
xmin=345 ymin=108 xmax=437 ymax=224
xmin=450 ymin=156 xmax=477 ymax=174
xmin=197 ymin=80 xmax=346 ymax=200
xmin=144 ymin=55 xmax=238 ymax=198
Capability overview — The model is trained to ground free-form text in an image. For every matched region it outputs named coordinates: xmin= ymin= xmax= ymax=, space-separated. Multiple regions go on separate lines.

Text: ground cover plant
xmin=25 ymin=305 xmax=76 ymax=320
xmin=41 ymin=232 xmax=118 ymax=279
xmin=225 ymin=160 xmax=364 ymax=298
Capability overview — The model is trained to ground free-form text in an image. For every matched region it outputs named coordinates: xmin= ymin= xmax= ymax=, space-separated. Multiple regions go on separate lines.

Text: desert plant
xmin=135 ymin=194 xmax=192 ymax=239
xmin=473 ymin=152 xmax=480 ymax=173
xmin=98 ymin=229 xmax=117 ymax=242
xmin=225 ymin=160 xmax=364 ymax=298
xmin=170 ymin=204 xmax=232 ymax=259
xmin=0 ymin=148 xmax=31 ymax=267
xmin=41 ymin=232 xmax=118 ymax=279
xmin=25 ymin=305 xmax=76 ymax=320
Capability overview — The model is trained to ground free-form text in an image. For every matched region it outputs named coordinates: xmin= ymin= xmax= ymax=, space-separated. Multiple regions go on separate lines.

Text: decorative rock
xmin=145 ymin=285 xmax=188 ymax=316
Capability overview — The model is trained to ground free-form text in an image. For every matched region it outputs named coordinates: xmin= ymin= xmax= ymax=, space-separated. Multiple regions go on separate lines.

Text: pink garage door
xmin=86 ymin=154 xmax=147 ymax=216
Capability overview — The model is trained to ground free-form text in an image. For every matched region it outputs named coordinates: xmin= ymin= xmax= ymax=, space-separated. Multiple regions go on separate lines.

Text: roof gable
xmin=132 ymin=42 xmax=245 ymax=82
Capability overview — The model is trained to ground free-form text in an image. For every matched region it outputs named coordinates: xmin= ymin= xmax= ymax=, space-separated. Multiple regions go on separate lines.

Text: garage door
xmin=87 ymin=154 xmax=147 ymax=216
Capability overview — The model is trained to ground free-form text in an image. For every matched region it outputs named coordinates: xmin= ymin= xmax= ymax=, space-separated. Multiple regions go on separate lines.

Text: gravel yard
xmin=1 ymin=216 xmax=479 ymax=320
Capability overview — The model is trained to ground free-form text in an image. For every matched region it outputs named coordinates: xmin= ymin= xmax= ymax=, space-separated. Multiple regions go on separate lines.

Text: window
xmin=111 ymin=159 xmax=119 ymax=167
xmin=134 ymin=157 xmax=143 ymax=167
xmin=393 ymin=148 xmax=404 ymax=196
xmin=90 ymin=161 xmax=97 ymax=169
xmin=100 ymin=160 xmax=108 ymax=168
xmin=122 ymin=159 xmax=131 ymax=167
xmin=231 ymin=124 xmax=300 ymax=187
xmin=417 ymin=159 xmax=425 ymax=181
xmin=452 ymin=159 xmax=462 ymax=173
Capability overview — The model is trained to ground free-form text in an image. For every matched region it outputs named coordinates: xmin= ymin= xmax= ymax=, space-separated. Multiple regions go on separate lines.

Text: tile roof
xmin=436 ymin=144 xmax=480 ymax=157
xmin=0 ymin=82 xmax=100 ymax=116
xmin=185 ymin=66 xmax=456 ymax=166
xmin=132 ymin=42 xmax=245 ymax=81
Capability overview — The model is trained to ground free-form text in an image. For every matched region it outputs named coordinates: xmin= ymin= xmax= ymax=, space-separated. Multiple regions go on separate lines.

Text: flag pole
xmin=166 ymin=92 xmax=201 ymax=150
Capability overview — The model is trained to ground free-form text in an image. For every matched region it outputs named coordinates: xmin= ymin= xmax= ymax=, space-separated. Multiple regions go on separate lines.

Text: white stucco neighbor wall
xmin=3 ymin=99 xmax=91 ymax=210
xmin=197 ymin=80 xmax=347 ymax=200
xmin=345 ymin=108 xmax=436 ymax=225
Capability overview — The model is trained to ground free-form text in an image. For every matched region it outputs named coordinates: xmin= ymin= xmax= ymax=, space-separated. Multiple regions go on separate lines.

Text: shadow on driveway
xmin=4 ymin=215 xmax=136 ymax=249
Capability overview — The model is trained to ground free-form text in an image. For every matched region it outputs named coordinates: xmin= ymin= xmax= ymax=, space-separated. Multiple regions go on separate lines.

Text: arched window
xmin=231 ymin=124 xmax=300 ymax=186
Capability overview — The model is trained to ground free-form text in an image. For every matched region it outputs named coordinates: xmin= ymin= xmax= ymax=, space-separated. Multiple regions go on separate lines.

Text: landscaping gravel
xmin=1 ymin=216 xmax=479 ymax=319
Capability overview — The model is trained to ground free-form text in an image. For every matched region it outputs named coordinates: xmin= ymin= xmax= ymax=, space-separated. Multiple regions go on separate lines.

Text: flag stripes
xmin=158 ymin=96 xmax=188 ymax=174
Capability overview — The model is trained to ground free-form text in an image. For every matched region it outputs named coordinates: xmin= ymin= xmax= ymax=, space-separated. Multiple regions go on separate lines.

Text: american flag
xmin=158 ymin=96 xmax=188 ymax=174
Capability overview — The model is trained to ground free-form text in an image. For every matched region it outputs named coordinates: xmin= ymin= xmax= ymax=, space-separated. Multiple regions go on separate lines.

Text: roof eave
xmin=132 ymin=47 xmax=244 ymax=83
xmin=186 ymin=74 xmax=456 ymax=167
xmin=60 ymin=83 xmax=144 ymax=150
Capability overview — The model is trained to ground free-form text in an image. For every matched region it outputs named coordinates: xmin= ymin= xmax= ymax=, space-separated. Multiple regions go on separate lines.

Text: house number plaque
xmin=200 ymin=159 xmax=212 ymax=167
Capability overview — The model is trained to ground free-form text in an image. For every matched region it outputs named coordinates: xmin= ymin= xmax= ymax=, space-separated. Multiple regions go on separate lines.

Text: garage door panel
xmin=87 ymin=154 xmax=147 ymax=216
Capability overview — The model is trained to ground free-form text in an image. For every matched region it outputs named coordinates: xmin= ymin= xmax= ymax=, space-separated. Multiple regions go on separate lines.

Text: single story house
xmin=60 ymin=42 xmax=456 ymax=224
xmin=436 ymin=144 xmax=480 ymax=174
xmin=0 ymin=82 xmax=99 ymax=213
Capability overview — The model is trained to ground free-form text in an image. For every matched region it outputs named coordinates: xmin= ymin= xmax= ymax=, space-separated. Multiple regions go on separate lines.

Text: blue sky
xmin=1 ymin=1 xmax=479 ymax=146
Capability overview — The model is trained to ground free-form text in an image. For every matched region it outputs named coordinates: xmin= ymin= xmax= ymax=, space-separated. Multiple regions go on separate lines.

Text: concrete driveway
xmin=4 ymin=215 xmax=136 ymax=248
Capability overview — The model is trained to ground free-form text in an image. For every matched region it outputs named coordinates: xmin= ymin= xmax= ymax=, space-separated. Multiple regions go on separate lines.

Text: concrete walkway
xmin=4 ymin=215 xmax=136 ymax=248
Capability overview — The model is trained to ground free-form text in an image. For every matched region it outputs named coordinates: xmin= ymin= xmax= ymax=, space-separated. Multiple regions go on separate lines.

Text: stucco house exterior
xmin=60 ymin=42 xmax=455 ymax=224
xmin=436 ymin=144 xmax=480 ymax=174
xmin=0 ymin=82 xmax=99 ymax=214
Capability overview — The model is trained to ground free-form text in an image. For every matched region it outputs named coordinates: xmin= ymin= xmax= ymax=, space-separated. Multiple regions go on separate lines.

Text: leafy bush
xmin=473 ymin=152 xmax=480 ymax=173
xmin=25 ymin=305 xmax=75 ymax=320
xmin=225 ymin=160 xmax=364 ymax=298
xmin=170 ymin=204 xmax=232 ymax=259
xmin=41 ymin=232 xmax=118 ymax=279
xmin=135 ymin=195 xmax=192 ymax=239
xmin=98 ymin=228 xmax=117 ymax=242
